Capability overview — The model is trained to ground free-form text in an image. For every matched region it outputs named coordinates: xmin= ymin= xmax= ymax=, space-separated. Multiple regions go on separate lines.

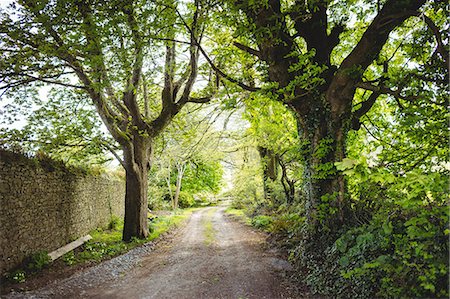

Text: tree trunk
xmin=291 ymin=95 xmax=349 ymax=236
xmin=165 ymin=160 xmax=174 ymax=205
xmin=122 ymin=136 xmax=153 ymax=242
xmin=279 ymin=159 xmax=295 ymax=204
xmin=173 ymin=162 xmax=186 ymax=210
xmin=257 ymin=146 xmax=278 ymax=201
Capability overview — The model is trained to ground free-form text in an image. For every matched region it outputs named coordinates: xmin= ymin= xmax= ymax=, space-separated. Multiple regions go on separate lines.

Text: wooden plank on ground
xmin=48 ymin=234 xmax=92 ymax=261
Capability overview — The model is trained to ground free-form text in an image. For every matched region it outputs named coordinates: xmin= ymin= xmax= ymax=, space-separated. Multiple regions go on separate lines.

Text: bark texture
xmin=122 ymin=137 xmax=153 ymax=241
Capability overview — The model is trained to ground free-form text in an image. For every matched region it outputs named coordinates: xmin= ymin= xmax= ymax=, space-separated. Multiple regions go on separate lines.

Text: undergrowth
xmin=67 ymin=209 xmax=193 ymax=264
xmin=229 ymin=158 xmax=449 ymax=298
xmin=4 ymin=209 xmax=193 ymax=284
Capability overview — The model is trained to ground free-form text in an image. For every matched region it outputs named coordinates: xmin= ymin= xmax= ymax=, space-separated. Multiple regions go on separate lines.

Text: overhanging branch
xmin=186 ymin=96 xmax=212 ymax=103
xmin=233 ymin=41 xmax=262 ymax=59
xmin=356 ymin=82 xmax=414 ymax=105
xmin=352 ymin=91 xmax=380 ymax=130
xmin=173 ymin=5 xmax=260 ymax=92
xmin=417 ymin=13 xmax=449 ymax=71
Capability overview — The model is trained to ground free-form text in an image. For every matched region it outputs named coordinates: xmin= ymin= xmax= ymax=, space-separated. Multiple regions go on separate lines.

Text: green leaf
xmin=335 ymin=158 xmax=356 ymax=171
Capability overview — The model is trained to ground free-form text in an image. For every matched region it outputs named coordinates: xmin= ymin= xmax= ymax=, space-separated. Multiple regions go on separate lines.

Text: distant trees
xmin=148 ymin=109 xmax=223 ymax=210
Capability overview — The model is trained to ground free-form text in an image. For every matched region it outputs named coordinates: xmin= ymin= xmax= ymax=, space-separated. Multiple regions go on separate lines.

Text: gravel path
xmin=6 ymin=205 xmax=305 ymax=299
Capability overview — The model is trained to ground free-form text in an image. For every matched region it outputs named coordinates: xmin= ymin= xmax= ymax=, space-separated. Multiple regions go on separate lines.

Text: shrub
xmin=303 ymin=160 xmax=450 ymax=298
xmin=27 ymin=251 xmax=51 ymax=271
xmin=62 ymin=251 xmax=76 ymax=266
xmin=251 ymin=215 xmax=272 ymax=231
xmin=178 ymin=191 xmax=195 ymax=208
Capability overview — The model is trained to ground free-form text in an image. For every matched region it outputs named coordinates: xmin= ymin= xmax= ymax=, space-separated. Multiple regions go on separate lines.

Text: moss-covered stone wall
xmin=0 ymin=150 xmax=125 ymax=275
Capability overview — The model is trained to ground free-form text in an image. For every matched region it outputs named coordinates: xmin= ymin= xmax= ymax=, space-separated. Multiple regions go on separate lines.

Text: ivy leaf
xmin=335 ymin=158 xmax=356 ymax=171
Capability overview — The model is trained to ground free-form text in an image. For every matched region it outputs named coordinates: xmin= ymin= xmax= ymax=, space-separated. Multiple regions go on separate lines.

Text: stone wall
xmin=0 ymin=150 xmax=125 ymax=275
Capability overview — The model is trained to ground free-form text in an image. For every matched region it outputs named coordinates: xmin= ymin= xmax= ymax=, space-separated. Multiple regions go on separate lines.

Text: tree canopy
xmin=0 ymin=0 xmax=448 ymax=297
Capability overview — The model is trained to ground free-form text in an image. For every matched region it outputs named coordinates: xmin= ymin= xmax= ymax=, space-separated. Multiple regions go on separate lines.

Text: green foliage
xmin=27 ymin=251 xmax=51 ymax=272
xmin=147 ymin=108 xmax=224 ymax=210
xmin=178 ymin=191 xmax=196 ymax=208
xmin=108 ymin=215 xmax=122 ymax=231
xmin=304 ymin=157 xmax=449 ymax=298
xmin=62 ymin=251 xmax=76 ymax=266
xmin=251 ymin=215 xmax=272 ymax=231
xmin=182 ymin=159 xmax=223 ymax=194
xmin=0 ymin=88 xmax=113 ymax=167
xmin=0 ymin=148 xmax=96 ymax=176
xmin=9 ymin=270 xmax=26 ymax=283
xmin=229 ymin=147 xmax=264 ymax=209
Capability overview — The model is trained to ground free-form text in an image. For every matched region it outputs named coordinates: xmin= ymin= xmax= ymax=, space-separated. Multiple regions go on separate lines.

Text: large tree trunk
xmin=122 ymin=136 xmax=153 ymax=242
xmin=291 ymin=94 xmax=350 ymax=237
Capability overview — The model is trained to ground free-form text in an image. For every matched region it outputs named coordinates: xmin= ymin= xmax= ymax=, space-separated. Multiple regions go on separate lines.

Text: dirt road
xmin=7 ymin=205 xmax=305 ymax=299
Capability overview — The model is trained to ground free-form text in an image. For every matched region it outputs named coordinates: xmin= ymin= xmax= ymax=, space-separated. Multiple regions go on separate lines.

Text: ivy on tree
xmin=209 ymin=0 xmax=447 ymax=245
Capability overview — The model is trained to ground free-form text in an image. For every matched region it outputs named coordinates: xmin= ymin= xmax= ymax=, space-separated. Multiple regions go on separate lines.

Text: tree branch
xmin=0 ymin=75 xmax=84 ymax=90
xmin=292 ymin=0 xmax=330 ymax=64
xmin=356 ymin=82 xmax=413 ymax=106
xmin=177 ymin=0 xmax=201 ymax=105
xmin=25 ymin=75 xmax=85 ymax=89
xmin=351 ymin=91 xmax=380 ymax=130
xmin=418 ymin=13 xmax=449 ymax=71
xmin=340 ymin=1 xmax=425 ymax=72
xmin=186 ymin=96 xmax=212 ymax=103
xmin=101 ymin=141 xmax=126 ymax=169
xmin=327 ymin=0 xmax=426 ymax=110
xmin=173 ymin=4 xmax=260 ymax=92
xmin=75 ymin=0 xmax=117 ymax=101
xmin=233 ymin=41 xmax=262 ymax=59
xmin=122 ymin=3 xmax=145 ymax=128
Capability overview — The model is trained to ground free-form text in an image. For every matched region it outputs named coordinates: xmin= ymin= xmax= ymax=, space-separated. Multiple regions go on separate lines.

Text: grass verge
xmin=69 ymin=209 xmax=194 ymax=264
xmin=224 ymin=207 xmax=274 ymax=232
xmin=224 ymin=207 xmax=251 ymax=225
xmin=4 ymin=209 xmax=194 ymax=285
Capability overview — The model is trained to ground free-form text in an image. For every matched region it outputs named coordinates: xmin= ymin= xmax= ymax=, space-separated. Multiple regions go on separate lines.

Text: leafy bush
xmin=178 ymin=191 xmax=195 ymax=208
xmin=193 ymin=193 xmax=213 ymax=206
xmin=251 ymin=215 xmax=272 ymax=230
xmin=148 ymin=185 xmax=172 ymax=210
xmin=303 ymin=159 xmax=450 ymax=298
xmin=270 ymin=212 xmax=305 ymax=249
